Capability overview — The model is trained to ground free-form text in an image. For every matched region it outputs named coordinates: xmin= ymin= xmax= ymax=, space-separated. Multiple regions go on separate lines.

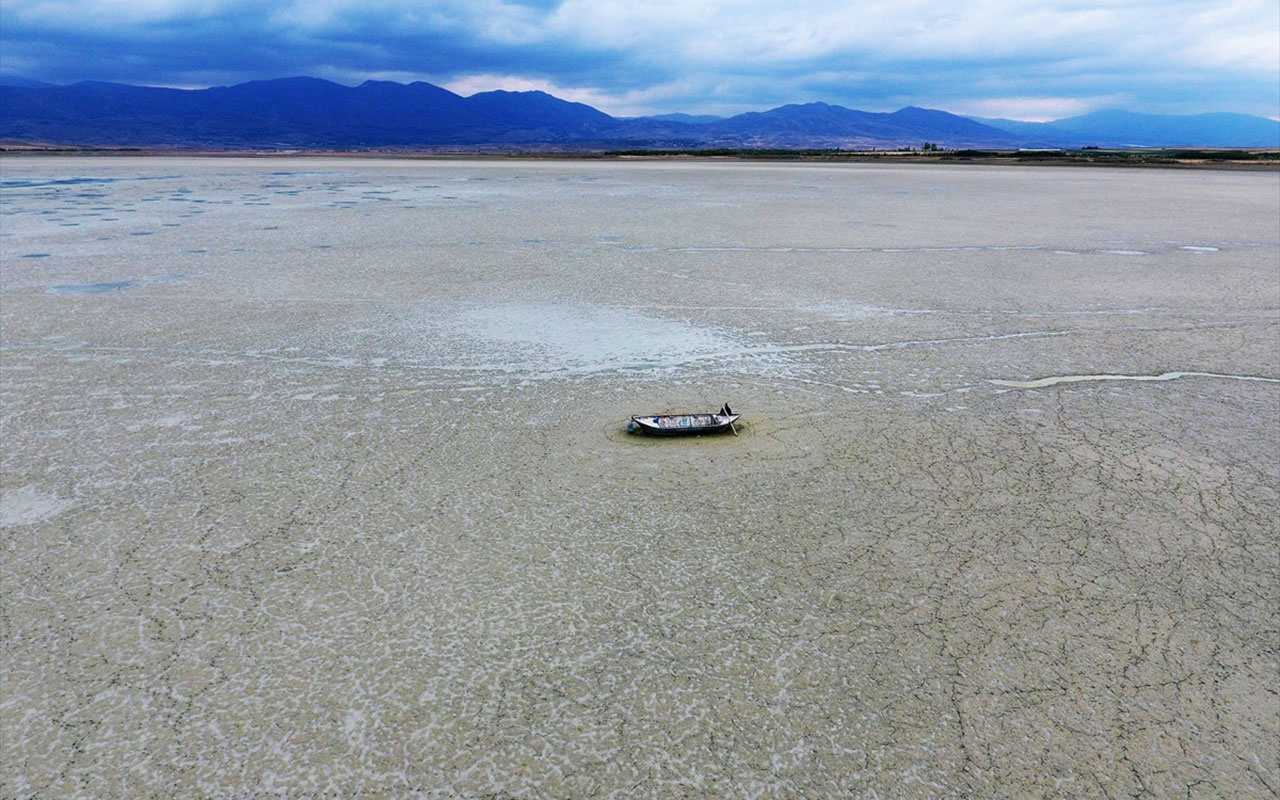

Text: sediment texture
xmin=2 ymin=158 xmax=1277 ymax=798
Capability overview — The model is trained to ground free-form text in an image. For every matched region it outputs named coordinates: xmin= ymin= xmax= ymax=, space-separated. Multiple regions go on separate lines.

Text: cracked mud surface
xmin=2 ymin=157 xmax=1277 ymax=798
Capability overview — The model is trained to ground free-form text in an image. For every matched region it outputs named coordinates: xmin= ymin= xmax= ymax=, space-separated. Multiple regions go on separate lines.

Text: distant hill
xmin=972 ymin=110 xmax=1280 ymax=148
xmin=0 ymin=78 xmax=576 ymax=147
xmin=2 ymin=77 xmax=1276 ymax=150
xmin=640 ymin=113 xmax=725 ymax=125
xmin=680 ymin=103 xmax=1021 ymax=149
xmin=462 ymin=89 xmax=618 ymax=142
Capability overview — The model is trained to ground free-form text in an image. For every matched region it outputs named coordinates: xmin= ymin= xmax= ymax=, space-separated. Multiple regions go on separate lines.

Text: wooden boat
xmin=628 ymin=404 xmax=740 ymax=436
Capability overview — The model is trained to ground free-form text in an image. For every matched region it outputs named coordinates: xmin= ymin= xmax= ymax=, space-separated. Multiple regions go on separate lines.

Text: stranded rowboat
xmin=628 ymin=404 xmax=740 ymax=436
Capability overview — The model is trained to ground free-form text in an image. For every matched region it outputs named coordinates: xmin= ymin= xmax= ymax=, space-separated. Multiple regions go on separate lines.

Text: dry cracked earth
xmin=1 ymin=157 xmax=1277 ymax=798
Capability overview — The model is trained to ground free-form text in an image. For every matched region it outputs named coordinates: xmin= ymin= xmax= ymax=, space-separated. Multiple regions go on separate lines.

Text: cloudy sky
xmin=2 ymin=0 xmax=1277 ymax=120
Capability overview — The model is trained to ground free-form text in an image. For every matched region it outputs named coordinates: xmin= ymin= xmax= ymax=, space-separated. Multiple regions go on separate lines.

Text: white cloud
xmin=951 ymin=95 xmax=1123 ymax=122
xmin=544 ymin=1 xmax=1130 ymax=64
xmin=1180 ymin=17 xmax=1280 ymax=72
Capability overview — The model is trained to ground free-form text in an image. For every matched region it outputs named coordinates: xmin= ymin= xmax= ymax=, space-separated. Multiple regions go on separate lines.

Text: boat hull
xmin=628 ymin=413 xmax=740 ymax=436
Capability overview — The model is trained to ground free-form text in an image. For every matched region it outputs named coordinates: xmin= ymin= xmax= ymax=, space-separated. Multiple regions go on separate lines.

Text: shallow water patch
xmin=52 ymin=280 xmax=141 ymax=294
xmin=51 ymin=274 xmax=187 ymax=294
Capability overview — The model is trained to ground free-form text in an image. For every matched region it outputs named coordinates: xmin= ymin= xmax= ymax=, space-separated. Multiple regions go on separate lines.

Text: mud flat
xmin=2 ymin=157 xmax=1277 ymax=797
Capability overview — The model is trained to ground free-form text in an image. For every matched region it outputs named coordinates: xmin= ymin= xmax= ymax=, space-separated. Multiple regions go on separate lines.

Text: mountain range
xmin=2 ymin=76 xmax=1277 ymax=150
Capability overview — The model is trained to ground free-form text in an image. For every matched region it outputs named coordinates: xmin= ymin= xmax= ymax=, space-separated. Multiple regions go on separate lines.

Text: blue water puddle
xmin=51 ymin=274 xmax=187 ymax=295
xmin=52 ymin=281 xmax=139 ymax=294
xmin=2 ymin=175 xmax=180 ymax=192
xmin=0 ymin=177 xmax=118 ymax=189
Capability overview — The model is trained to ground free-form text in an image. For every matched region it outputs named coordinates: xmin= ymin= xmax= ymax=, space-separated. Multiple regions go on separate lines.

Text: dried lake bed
xmin=1 ymin=157 xmax=1277 ymax=798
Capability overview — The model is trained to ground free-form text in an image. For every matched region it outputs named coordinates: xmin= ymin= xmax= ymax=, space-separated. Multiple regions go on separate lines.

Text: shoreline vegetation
xmin=1 ymin=143 xmax=1277 ymax=168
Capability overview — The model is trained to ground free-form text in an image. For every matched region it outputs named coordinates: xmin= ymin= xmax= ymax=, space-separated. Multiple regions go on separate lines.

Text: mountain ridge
xmin=2 ymin=77 xmax=1276 ymax=149
xmin=971 ymin=109 xmax=1280 ymax=148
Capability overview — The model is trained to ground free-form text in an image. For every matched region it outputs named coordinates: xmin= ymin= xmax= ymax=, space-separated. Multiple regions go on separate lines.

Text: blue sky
xmin=2 ymin=0 xmax=1277 ymax=120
